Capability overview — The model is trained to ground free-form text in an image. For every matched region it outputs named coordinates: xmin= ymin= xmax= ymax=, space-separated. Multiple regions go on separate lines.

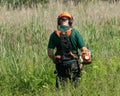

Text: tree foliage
xmin=0 ymin=0 xmax=49 ymax=9
xmin=0 ymin=0 xmax=119 ymax=9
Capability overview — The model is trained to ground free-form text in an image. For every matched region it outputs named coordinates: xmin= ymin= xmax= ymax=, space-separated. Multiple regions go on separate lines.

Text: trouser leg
xmin=55 ymin=64 xmax=68 ymax=88
xmin=55 ymin=61 xmax=81 ymax=88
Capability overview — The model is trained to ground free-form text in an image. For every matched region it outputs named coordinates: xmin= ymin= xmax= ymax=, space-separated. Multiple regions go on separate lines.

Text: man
xmin=47 ymin=12 xmax=91 ymax=88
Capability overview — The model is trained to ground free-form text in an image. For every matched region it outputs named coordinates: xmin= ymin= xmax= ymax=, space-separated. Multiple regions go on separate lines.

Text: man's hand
xmin=80 ymin=47 xmax=92 ymax=63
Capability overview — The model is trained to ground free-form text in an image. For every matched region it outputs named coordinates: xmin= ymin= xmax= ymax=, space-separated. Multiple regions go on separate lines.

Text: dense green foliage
xmin=0 ymin=1 xmax=120 ymax=96
xmin=0 ymin=18 xmax=120 ymax=96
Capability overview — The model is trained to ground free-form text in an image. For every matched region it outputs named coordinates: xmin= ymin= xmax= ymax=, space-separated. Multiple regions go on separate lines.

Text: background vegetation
xmin=0 ymin=0 xmax=119 ymax=9
xmin=0 ymin=0 xmax=120 ymax=96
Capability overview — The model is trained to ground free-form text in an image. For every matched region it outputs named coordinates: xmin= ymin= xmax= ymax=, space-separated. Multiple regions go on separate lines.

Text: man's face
xmin=61 ymin=17 xmax=69 ymax=26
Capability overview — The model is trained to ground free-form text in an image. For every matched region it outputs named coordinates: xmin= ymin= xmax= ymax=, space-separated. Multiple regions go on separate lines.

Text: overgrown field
xmin=0 ymin=1 xmax=120 ymax=96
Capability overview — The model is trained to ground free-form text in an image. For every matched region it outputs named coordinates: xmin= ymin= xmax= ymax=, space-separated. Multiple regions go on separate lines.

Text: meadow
xmin=0 ymin=1 xmax=120 ymax=96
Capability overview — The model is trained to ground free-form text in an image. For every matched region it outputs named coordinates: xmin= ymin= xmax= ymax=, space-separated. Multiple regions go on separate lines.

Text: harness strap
xmin=69 ymin=51 xmax=79 ymax=60
xmin=55 ymin=28 xmax=79 ymax=60
xmin=55 ymin=53 xmax=78 ymax=60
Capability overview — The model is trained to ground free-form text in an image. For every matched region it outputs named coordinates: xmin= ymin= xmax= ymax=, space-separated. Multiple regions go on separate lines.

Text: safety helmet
xmin=58 ymin=12 xmax=73 ymax=19
xmin=57 ymin=12 xmax=73 ymax=26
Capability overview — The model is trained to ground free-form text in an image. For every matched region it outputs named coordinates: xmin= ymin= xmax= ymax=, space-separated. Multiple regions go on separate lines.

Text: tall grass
xmin=0 ymin=1 xmax=120 ymax=96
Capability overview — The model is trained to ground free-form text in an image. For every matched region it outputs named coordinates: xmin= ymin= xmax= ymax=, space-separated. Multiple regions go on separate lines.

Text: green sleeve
xmin=76 ymin=30 xmax=85 ymax=48
xmin=48 ymin=32 xmax=56 ymax=49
